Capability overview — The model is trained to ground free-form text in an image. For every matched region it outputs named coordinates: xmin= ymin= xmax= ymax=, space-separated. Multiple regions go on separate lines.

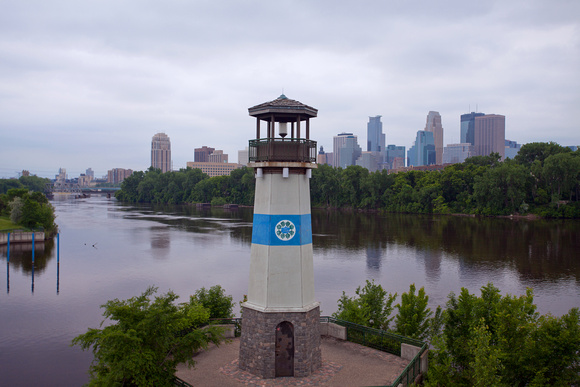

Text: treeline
xmin=116 ymin=167 xmax=256 ymax=205
xmin=334 ymin=280 xmax=580 ymax=386
xmin=115 ymin=142 xmax=580 ymax=218
xmin=0 ymin=175 xmax=49 ymax=195
xmin=311 ymin=141 xmax=580 ymax=217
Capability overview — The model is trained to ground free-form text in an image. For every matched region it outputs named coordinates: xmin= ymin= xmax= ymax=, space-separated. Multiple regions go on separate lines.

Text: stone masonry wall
xmin=239 ymin=306 xmax=321 ymax=378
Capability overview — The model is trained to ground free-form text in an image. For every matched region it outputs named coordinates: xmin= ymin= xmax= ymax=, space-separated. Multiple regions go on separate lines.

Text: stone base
xmin=239 ymin=305 xmax=321 ymax=378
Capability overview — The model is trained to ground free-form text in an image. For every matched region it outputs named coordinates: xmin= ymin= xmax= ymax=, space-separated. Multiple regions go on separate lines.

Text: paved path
xmin=176 ymin=336 xmax=409 ymax=386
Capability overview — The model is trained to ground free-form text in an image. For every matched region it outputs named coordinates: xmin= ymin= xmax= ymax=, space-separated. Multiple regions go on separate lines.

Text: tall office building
xmin=474 ymin=114 xmax=505 ymax=160
xmin=367 ymin=115 xmax=386 ymax=155
xmin=460 ymin=112 xmax=485 ymax=145
xmin=333 ymin=133 xmax=362 ymax=168
xmin=356 ymin=152 xmax=379 ymax=172
xmin=151 ymin=133 xmax=171 ymax=173
xmin=208 ymin=150 xmax=228 ymax=163
xmin=443 ymin=143 xmax=474 ymax=164
xmin=108 ymin=168 xmax=133 ymax=184
xmin=425 ymin=111 xmax=444 ymax=165
xmin=504 ymin=140 xmax=521 ymax=160
xmin=408 ymin=131 xmax=435 ymax=167
xmin=386 ymin=145 xmax=405 ymax=169
xmin=238 ymin=147 xmax=249 ymax=166
xmin=194 ymin=146 xmax=215 ymax=162
xmin=55 ymin=168 xmax=67 ymax=182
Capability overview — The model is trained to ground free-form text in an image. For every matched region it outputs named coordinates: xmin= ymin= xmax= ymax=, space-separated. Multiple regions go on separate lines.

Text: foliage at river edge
xmin=0 ymin=188 xmax=57 ymax=234
xmin=115 ymin=142 xmax=580 ymax=218
xmin=72 ymin=285 xmax=234 ymax=386
xmin=334 ymin=281 xmax=580 ymax=386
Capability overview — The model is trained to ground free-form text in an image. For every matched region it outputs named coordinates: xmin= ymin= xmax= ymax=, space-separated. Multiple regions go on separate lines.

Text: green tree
xmin=191 ymin=285 xmax=234 ymax=319
xmin=473 ymin=160 xmax=531 ymax=215
xmin=71 ymin=286 xmax=224 ymax=386
xmin=515 ymin=141 xmax=570 ymax=166
xmin=394 ymin=283 xmax=433 ymax=340
xmin=19 ymin=175 xmax=50 ymax=192
xmin=543 ymin=152 xmax=580 ymax=201
xmin=340 ymin=165 xmax=370 ymax=208
xmin=333 ymin=280 xmax=397 ymax=330
xmin=426 ymin=283 xmax=580 ymax=386
xmin=5 ymin=189 xmax=57 ymax=232
xmin=468 ymin=320 xmax=505 ymax=387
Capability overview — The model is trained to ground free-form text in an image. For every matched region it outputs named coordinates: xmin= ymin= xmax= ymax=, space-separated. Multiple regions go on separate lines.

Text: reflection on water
xmin=0 ymin=196 xmax=579 ymax=386
xmin=311 ymin=210 xmax=580 ymax=284
xmin=0 ymin=238 xmax=55 ymax=274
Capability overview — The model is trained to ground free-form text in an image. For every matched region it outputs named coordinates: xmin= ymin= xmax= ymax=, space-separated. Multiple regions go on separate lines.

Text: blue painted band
xmin=252 ymin=214 xmax=312 ymax=246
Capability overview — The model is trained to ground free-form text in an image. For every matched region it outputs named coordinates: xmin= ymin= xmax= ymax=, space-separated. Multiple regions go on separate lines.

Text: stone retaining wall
xmin=0 ymin=232 xmax=45 ymax=245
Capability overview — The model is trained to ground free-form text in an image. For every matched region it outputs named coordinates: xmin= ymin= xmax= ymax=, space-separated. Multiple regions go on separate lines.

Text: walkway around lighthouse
xmin=176 ymin=336 xmax=411 ymax=387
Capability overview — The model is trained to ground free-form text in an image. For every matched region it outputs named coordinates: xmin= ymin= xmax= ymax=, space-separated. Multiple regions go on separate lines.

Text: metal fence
xmin=207 ymin=316 xmax=426 ymax=387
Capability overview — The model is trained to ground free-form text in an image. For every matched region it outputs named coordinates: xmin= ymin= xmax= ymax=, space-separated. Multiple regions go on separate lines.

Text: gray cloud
xmin=0 ymin=0 xmax=578 ymax=178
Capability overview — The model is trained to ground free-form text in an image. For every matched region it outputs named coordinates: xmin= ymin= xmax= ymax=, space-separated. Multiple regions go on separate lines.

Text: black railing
xmin=320 ymin=316 xmax=427 ymax=387
xmin=177 ymin=316 xmax=426 ymax=387
xmin=248 ymin=138 xmax=317 ymax=163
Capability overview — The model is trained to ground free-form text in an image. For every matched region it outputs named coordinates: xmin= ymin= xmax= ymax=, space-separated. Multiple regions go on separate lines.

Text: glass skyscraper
xmin=460 ymin=112 xmax=485 ymax=145
xmin=367 ymin=115 xmax=385 ymax=154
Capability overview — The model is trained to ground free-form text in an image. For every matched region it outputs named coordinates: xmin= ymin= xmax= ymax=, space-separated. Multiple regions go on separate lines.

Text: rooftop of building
xmin=249 ymin=94 xmax=318 ymax=121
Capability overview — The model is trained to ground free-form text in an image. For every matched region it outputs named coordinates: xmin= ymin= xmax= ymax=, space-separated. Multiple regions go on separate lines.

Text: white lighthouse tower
xmin=239 ymin=95 xmax=321 ymax=378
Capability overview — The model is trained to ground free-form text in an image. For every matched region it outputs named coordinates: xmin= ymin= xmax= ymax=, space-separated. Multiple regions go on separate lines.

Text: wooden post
xmin=256 ymin=118 xmax=260 ymax=139
xmin=306 ymin=118 xmax=310 ymax=140
xmin=297 ymin=116 xmax=301 ymax=139
xmin=271 ymin=115 xmax=275 ymax=138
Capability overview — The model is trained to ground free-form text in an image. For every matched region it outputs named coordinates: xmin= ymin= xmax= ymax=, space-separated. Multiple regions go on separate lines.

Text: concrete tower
xmin=239 ymin=94 xmax=321 ymax=379
xmin=424 ymin=111 xmax=443 ymax=165
xmin=151 ymin=133 xmax=171 ymax=173
xmin=474 ymin=114 xmax=505 ymax=160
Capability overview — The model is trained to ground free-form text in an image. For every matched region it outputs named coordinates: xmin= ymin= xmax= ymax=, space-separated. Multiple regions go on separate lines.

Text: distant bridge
xmin=44 ymin=183 xmax=120 ymax=198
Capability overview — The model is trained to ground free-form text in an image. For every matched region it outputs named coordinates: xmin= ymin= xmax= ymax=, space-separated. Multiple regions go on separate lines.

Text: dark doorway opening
xmin=275 ymin=321 xmax=294 ymax=377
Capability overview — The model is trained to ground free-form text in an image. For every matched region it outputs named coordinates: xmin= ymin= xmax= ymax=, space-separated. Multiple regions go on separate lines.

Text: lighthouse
xmin=239 ymin=94 xmax=321 ymax=378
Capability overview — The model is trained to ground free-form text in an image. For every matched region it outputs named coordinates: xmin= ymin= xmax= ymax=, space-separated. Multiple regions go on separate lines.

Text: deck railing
xmin=248 ymin=138 xmax=317 ymax=163
xmin=319 ymin=317 xmax=427 ymax=386
xmin=205 ymin=316 xmax=427 ymax=387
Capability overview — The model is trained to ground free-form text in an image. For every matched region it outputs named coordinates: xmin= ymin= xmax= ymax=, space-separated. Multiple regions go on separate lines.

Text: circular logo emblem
xmin=275 ymin=220 xmax=296 ymax=241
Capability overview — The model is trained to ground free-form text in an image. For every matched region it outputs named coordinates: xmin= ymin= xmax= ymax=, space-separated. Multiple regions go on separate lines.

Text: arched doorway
xmin=275 ymin=321 xmax=294 ymax=377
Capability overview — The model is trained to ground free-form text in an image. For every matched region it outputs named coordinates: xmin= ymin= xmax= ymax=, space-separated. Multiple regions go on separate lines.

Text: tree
xmin=190 ymin=285 xmax=234 ymax=319
xmin=425 ymin=283 xmax=580 ymax=386
xmin=515 ymin=141 xmax=570 ymax=166
xmin=394 ymin=283 xmax=433 ymax=340
xmin=72 ymin=286 xmax=225 ymax=386
xmin=5 ymin=189 xmax=57 ymax=233
xmin=333 ymin=280 xmax=397 ymax=330
xmin=543 ymin=152 xmax=580 ymax=201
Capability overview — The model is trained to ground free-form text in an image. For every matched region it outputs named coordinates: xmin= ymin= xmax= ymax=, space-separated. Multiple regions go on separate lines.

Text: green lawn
xmin=0 ymin=217 xmax=23 ymax=231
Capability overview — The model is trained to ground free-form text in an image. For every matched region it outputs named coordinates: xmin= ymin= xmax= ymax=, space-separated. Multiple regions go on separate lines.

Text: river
xmin=1 ymin=195 xmax=579 ymax=386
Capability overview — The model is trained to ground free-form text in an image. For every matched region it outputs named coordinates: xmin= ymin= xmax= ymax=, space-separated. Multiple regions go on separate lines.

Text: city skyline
xmin=1 ymin=1 xmax=578 ymax=178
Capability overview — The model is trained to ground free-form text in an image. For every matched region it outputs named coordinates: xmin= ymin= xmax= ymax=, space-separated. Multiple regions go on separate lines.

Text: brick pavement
xmin=176 ymin=336 xmax=409 ymax=387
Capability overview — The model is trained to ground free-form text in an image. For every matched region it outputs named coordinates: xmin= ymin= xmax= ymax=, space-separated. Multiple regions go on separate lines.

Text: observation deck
xmin=248 ymin=138 xmax=317 ymax=164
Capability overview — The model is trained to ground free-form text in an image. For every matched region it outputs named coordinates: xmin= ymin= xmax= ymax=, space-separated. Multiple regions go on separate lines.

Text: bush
xmin=72 ymin=286 xmax=226 ymax=386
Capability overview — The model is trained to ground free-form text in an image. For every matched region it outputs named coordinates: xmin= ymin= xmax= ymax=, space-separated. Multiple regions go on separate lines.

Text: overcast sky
xmin=1 ymin=0 xmax=578 ymax=178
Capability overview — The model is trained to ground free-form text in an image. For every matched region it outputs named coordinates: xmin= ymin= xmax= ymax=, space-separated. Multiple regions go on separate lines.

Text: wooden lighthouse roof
xmin=248 ymin=94 xmax=318 ymax=122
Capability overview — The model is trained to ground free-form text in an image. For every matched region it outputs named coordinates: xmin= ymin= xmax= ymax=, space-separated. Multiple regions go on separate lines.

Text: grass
xmin=0 ymin=216 xmax=23 ymax=231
